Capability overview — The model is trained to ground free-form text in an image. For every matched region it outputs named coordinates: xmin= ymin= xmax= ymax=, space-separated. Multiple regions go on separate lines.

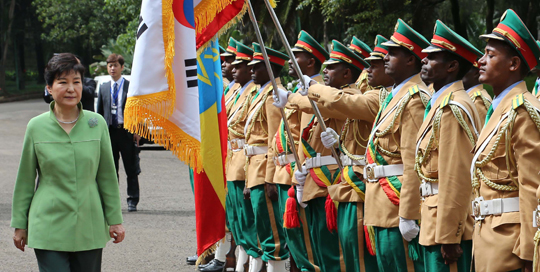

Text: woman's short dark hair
xmin=44 ymin=53 xmax=85 ymax=87
xmin=107 ymin=53 xmax=125 ymax=66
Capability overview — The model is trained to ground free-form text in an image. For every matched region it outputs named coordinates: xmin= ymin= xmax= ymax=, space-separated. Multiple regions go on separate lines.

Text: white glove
xmin=321 ymin=128 xmax=339 ymax=149
xmin=399 ymin=217 xmax=420 ymax=242
xmin=296 ymin=185 xmax=307 ymax=208
xmin=272 ymin=88 xmax=291 ymax=109
xmin=294 ymin=166 xmax=308 ymax=186
xmin=297 ymin=75 xmax=314 ymax=96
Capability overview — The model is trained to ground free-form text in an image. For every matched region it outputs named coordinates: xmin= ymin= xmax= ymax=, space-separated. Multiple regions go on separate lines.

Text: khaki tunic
xmin=472 ymin=82 xmax=540 ymax=272
xmin=328 ymin=88 xmax=382 ymax=203
xmin=245 ymin=79 xmax=284 ymax=188
xmin=467 ymin=84 xmax=492 ymax=122
xmin=288 ymin=85 xmax=360 ymax=202
xmin=413 ymin=81 xmax=482 ymax=246
xmin=225 ymin=82 xmax=242 ymax=116
xmin=271 ymin=75 xmax=325 ymax=186
xmin=225 ymin=81 xmax=257 ymax=181
xmin=368 ymin=74 xmax=430 ymax=228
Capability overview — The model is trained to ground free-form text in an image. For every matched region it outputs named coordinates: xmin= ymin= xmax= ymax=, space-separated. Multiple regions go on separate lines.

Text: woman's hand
xmin=109 ymin=224 xmax=125 ymax=244
xmin=13 ymin=228 xmax=27 ymax=252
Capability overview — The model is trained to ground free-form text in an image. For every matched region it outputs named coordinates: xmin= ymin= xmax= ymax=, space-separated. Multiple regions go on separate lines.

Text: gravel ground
xmin=0 ymin=99 xmax=199 ymax=271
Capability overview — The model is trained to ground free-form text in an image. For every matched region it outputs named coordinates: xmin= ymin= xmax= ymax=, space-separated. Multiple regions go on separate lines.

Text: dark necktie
xmin=112 ymin=82 xmax=119 ymax=127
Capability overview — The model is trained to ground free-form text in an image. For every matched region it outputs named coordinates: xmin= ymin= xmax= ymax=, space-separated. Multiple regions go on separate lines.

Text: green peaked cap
xmin=231 ymin=41 xmax=253 ymax=65
xmin=480 ymin=9 xmax=540 ymax=70
xmin=219 ymin=46 xmax=226 ymax=54
xmin=324 ymin=40 xmax=370 ymax=71
xmin=365 ymin=35 xmax=390 ymax=61
xmin=423 ymin=20 xmax=483 ymax=66
xmin=382 ymin=18 xmax=430 ymax=60
xmin=292 ymin=30 xmax=329 ymax=64
xmin=221 ymin=37 xmax=238 ymax=57
xmin=349 ymin=36 xmax=372 ymax=59
xmin=248 ymin=42 xmax=290 ymax=67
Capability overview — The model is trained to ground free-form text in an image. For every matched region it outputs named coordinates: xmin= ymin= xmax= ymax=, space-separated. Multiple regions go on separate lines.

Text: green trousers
xmin=250 ymin=184 xmax=289 ymax=262
xmin=34 ymin=248 xmax=102 ymax=272
xmin=424 ymin=240 xmax=472 ymax=272
xmin=338 ymin=202 xmax=379 ymax=272
xmin=373 ymin=227 xmax=425 ymax=272
xmin=226 ymin=180 xmax=262 ymax=258
xmin=277 ymin=184 xmax=320 ymax=272
xmin=304 ymin=196 xmax=342 ymax=272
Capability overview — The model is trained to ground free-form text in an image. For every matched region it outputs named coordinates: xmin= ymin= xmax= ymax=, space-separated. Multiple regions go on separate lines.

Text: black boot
xmin=199 ymin=259 xmax=225 ymax=272
xmin=186 ymin=254 xmax=198 ymax=265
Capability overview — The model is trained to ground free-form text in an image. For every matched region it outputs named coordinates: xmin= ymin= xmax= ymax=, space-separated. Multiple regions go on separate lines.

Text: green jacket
xmin=11 ymin=102 xmax=123 ymax=252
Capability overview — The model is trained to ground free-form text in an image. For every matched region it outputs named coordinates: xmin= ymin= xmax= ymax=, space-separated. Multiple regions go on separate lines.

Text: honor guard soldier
xmin=223 ymin=38 xmax=242 ymax=116
xmin=411 ymin=20 xmax=483 ymax=272
xmin=349 ymin=36 xmax=374 ymax=92
xmin=532 ymin=41 xmax=540 ymax=99
xmin=244 ymin=43 xmax=290 ymax=272
xmin=276 ymin=20 xmax=432 ymax=270
xmin=472 ymin=9 xmax=540 ymax=272
xmin=462 ymin=62 xmax=492 ymax=122
xmin=320 ymin=35 xmax=395 ymax=272
xmin=272 ymin=30 xmax=327 ymax=272
xmin=225 ymin=42 xmax=261 ymax=272
xmin=276 ymin=40 xmax=369 ymax=272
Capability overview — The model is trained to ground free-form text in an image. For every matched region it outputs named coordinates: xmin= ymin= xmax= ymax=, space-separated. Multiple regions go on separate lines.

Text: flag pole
xmin=259 ymin=0 xmax=344 ymax=171
xmin=246 ymin=0 xmax=302 ymax=167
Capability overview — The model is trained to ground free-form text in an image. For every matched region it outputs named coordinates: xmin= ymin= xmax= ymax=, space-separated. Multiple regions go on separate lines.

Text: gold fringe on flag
xmin=124 ymin=0 xmax=202 ymax=171
xmin=194 ymin=0 xmax=249 ymax=52
xmin=195 ymin=236 xmax=225 ymax=265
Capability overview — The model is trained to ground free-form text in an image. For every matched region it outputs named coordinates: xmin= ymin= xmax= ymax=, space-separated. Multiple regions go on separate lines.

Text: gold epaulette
xmin=408 ymin=85 xmax=420 ymax=95
xmin=512 ymin=94 xmax=524 ymax=109
xmin=472 ymin=90 xmax=483 ymax=97
xmin=439 ymin=92 xmax=454 ymax=109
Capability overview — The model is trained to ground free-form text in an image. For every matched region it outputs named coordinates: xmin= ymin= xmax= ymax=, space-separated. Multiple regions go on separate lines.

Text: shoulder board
xmin=512 ymin=94 xmax=524 ymax=109
xmin=408 ymin=85 xmax=420 ymax=95
xmin=439 ymin=93 xmax=454 ymax=109
xmin=472 ymin=90 xmax=482 ymax=97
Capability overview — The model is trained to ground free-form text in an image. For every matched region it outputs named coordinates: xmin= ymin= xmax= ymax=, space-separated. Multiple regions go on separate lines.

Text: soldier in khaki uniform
xmin=349 ymin=36 xmax=374 ymax=93
xmin=225 ymin=42 xmax=261 ymax=272
xmin=271 ymin=30 xmax=327 ymax=272
xmin=275 ymin=40 xmax=368 ymax=272
xmin=315 ymin=35 xmax=395 ymax=272
xmin=470 ymin=9 xmax=540 ymax=272
xmin=296 ymin=19 xmax=430 ymax=271
xmin=244 ymin=42 xmax=290 ymax=272
xmin=411 ymin=20 xmax=483 ymax=272
xmin=462 ymin=65 xmax=492 ymax=122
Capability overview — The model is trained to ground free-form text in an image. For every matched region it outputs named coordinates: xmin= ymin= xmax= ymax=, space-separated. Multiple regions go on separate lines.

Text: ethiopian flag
xmin=193 ymin=0 xmax=246 ymax=259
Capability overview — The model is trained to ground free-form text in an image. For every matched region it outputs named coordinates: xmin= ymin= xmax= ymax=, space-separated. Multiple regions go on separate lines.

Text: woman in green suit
xmin=11 ymin=53 xmax=125 ymax=272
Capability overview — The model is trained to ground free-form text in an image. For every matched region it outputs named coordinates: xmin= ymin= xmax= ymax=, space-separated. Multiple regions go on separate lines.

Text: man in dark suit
xmin=97 ymin=53 xmax=141 ymax=212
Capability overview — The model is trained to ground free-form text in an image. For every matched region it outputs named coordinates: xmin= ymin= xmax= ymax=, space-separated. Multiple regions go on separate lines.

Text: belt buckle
xmin=472 ymin=196 xmax=485 ymax=221
xmin=365 ymin=165 xmax=376 ymax=182
xmin=231 ymin=140 xmax=239 ymax=150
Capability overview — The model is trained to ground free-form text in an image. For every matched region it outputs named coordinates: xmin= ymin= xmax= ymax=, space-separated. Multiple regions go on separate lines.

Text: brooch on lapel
xmin=88 ymin=118 xmax=98 ymax=128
